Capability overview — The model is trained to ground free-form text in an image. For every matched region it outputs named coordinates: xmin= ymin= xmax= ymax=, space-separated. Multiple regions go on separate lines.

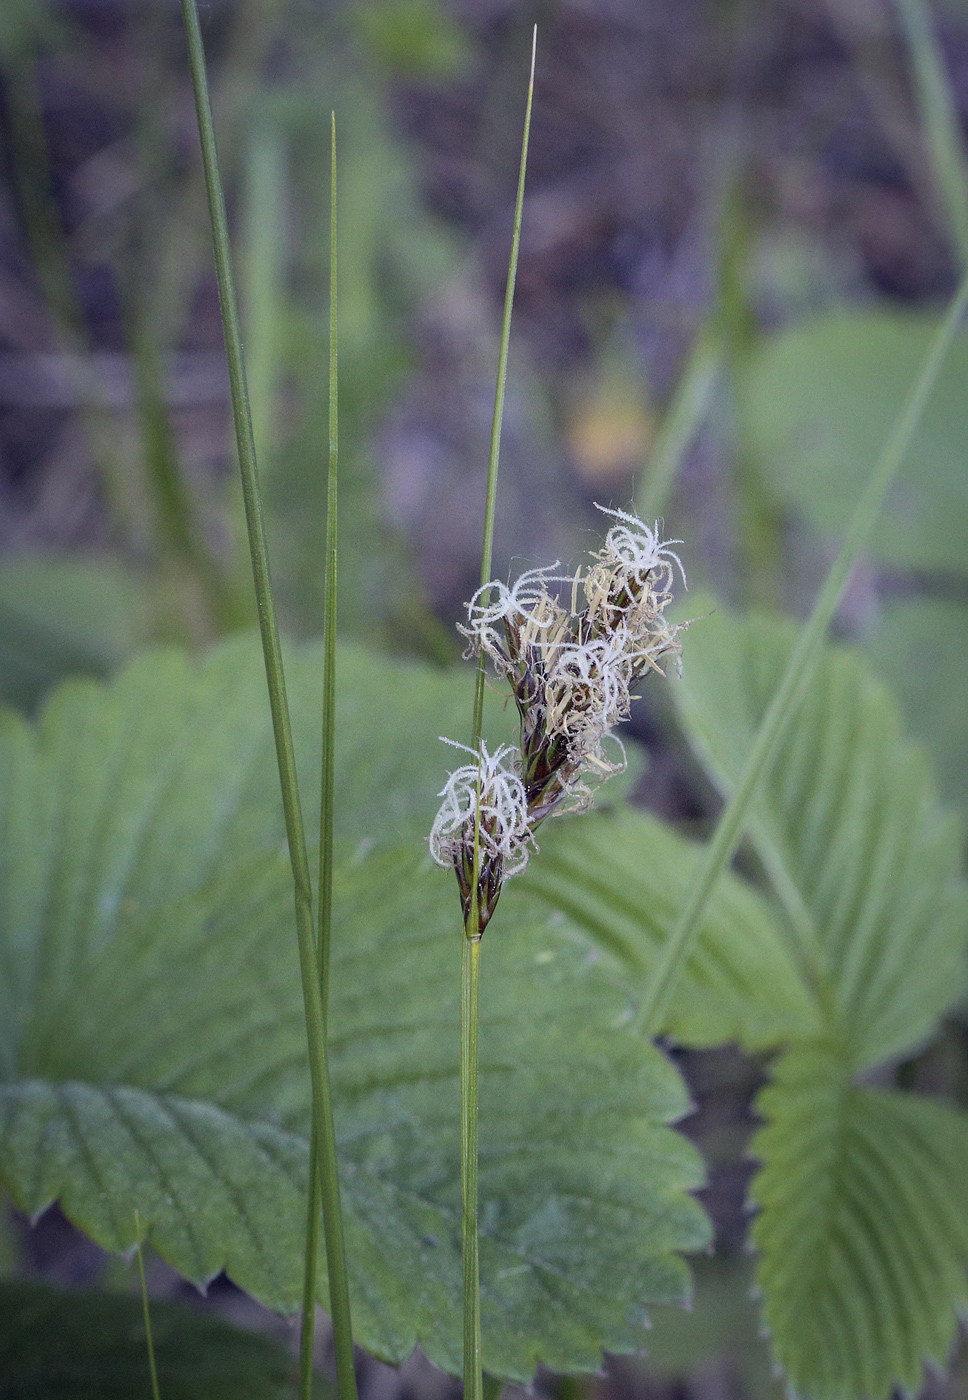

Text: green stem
xmin=299 ymin=115 xmax=356 ymax=1400
xmin=461 ymin=35 xmax=535 ymax=1400
xmin=471 ymin=28 xmax=536 ymax=741
xmin=461 ymin=933 xmax=483 ymax=1400
xmin=134 ymin=1211 xmax=161 ymax=1400
xmin=893 ymin=0 xmax=968 ymax=269
xmin=155 ymin=0 xmax=289 ymax=352
xmin=300 ymin=1146 xmax=323 ymax=1394
xmin=179 ymin=8 xmax=355 ymax=1396
xmin=320 ymin=110 xmax=341 ymax=1021
xmin=634 ymin=268 xmax=968 ymax=1036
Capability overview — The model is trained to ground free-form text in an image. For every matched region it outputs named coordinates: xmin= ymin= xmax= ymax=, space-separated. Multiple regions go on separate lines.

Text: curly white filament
xmin=429 ymin=741 xmax=532 ymax=877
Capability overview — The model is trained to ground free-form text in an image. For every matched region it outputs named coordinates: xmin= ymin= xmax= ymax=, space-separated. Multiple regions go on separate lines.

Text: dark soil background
xmin=1 ymin=1 xmax=967 ymax=1397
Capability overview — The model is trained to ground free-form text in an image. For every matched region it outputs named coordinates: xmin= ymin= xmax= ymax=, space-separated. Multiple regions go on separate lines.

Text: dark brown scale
xmin=454 ymin=818 xmax=506 ymax=936
xmin=500 ymin=613 xmax=599 ymax=822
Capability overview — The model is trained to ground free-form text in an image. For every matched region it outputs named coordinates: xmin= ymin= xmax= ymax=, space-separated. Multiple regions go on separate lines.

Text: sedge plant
xmin=299 ymin=113 xmax=346 ymax=1400
xmin=431 ymin=19 xmax=968 ymax=1388
xmin=424 ymin=30 xmax=695 ymax=1400
xmin=177 ymin=13 xmax=968 ymax=1400
xmin=425 ymin=31 xmax=535 ymax=1400
xmin=179 ymin=7 xmax=357 ymax=1400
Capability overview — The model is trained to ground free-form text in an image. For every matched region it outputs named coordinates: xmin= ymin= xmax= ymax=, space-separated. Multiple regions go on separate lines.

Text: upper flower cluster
xmin=430 ymin=506 xmax=686 ymax=934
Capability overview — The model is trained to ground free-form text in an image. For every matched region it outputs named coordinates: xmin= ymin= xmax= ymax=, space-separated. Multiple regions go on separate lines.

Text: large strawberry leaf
xmin=672 ymin=608 xmax=968 ymax=1071
xmin=518 ymin=806 xmax=819 ymax=1050
xmin=0 ymin=636 xmax=710 ymax=1382
xmin=672 ymin=609 xmax=968 ymax=1400
xmin=752 ymin=1041 xmax=968 ymax=1400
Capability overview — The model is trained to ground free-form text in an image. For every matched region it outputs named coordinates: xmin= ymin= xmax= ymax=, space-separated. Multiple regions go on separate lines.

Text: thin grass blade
xmin=471 ymin=27 xmax=537 ymax=743
xmin=894 ymin=0 xmax=968 ymax=268
xmin=179 ymin=8 xmax=356 ymax=1396
xmin=134 ymin=1210 xmax=162 ymax=1400
xmin=634 ymin=268 xmax=968 ymax=1035
xmin=299 ymin=114 xmax=358 ymax=1400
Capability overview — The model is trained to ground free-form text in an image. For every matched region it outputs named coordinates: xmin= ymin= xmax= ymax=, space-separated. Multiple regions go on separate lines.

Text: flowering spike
xmin=431 ymin=506 xmax=688 ymax=935
xmin=429 ymin=741 xmax=532 ymax=934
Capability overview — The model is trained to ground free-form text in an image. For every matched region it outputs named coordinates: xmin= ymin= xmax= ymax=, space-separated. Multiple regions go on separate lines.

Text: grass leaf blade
xmin=179 ymin=8 xmax=356 ymax=1394
xmin=635 ymin=268 xmax=968 ymax=1035
xmin=894 ymin=0 xmax=968 ymax=268
xmin=300 ymin=113 xmax=358 ymax=1400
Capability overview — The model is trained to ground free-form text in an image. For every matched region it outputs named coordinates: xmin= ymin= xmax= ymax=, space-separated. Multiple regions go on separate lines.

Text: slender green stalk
xmin=462 ymin=33 xmax=536 ymax=1400
xmin=634 ymin=268 xmax=968 ymax=1036
xmin=133 ymin=1210 xmax=161 ymax=1400
xmin=155 ymin=0 xmax=289 ymax=352
xmin=320 ymin=110 xmax=341 ymax=1017
xmin=179 ymin=8 xmax=355 ymax=1396
xmin=299 ymin=116 xmax=356 ymax=1400
xmin=893 ymin=0 xmax=968 ymax=269
xmin=461 ymin=932 xmax=483 ymax=1400
xmin=471 ymin=28 xmax=536 ymax=742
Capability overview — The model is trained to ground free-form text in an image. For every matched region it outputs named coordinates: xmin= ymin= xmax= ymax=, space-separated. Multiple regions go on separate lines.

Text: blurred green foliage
xmin=741 ymin=310 xmax=968 ymax=576
xmin=739 ymin=310 xmax=968 ymax=823
xmin=0 ymin=0 xmax=464 ymax=686
xmin=0 ymin=1278 xmax=332 ymax=1399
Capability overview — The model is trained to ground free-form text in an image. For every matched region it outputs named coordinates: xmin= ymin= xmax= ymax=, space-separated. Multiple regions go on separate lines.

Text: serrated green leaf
xmin=0 ymin=1277 xmax=331 ymax=1399
xmin=740 ymin=311 xmax=968 ymax=573
xmin=517 ymin=806 xmax=819 ymax=1050
xmin=672 ymin=608 xmax=968 ymax=1070
xmin=752 ymin=1040 xmax=968 ymax=1400
xmin=0 ymin=636 xmax=710 ymax=1382
xmin=673 ymin=610 xmax=968 ymax=1398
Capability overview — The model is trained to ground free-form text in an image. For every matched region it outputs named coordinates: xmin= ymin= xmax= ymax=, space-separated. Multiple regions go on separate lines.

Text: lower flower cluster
xmin=430 ymin=506 xmax=686 ymax=935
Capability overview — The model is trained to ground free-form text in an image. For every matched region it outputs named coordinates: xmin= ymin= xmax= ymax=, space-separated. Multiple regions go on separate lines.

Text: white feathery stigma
xmin=459 ymin=564 xmax=572 ymax=669
xmin=429 ymin=741 xmax=532 ymax=877
xmin=592 ymin=504 xmax=686 ymax=589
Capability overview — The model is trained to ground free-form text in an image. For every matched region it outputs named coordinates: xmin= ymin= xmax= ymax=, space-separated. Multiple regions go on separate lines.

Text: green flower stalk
xmin=431 ymin=505 xmax=687 ymax=933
